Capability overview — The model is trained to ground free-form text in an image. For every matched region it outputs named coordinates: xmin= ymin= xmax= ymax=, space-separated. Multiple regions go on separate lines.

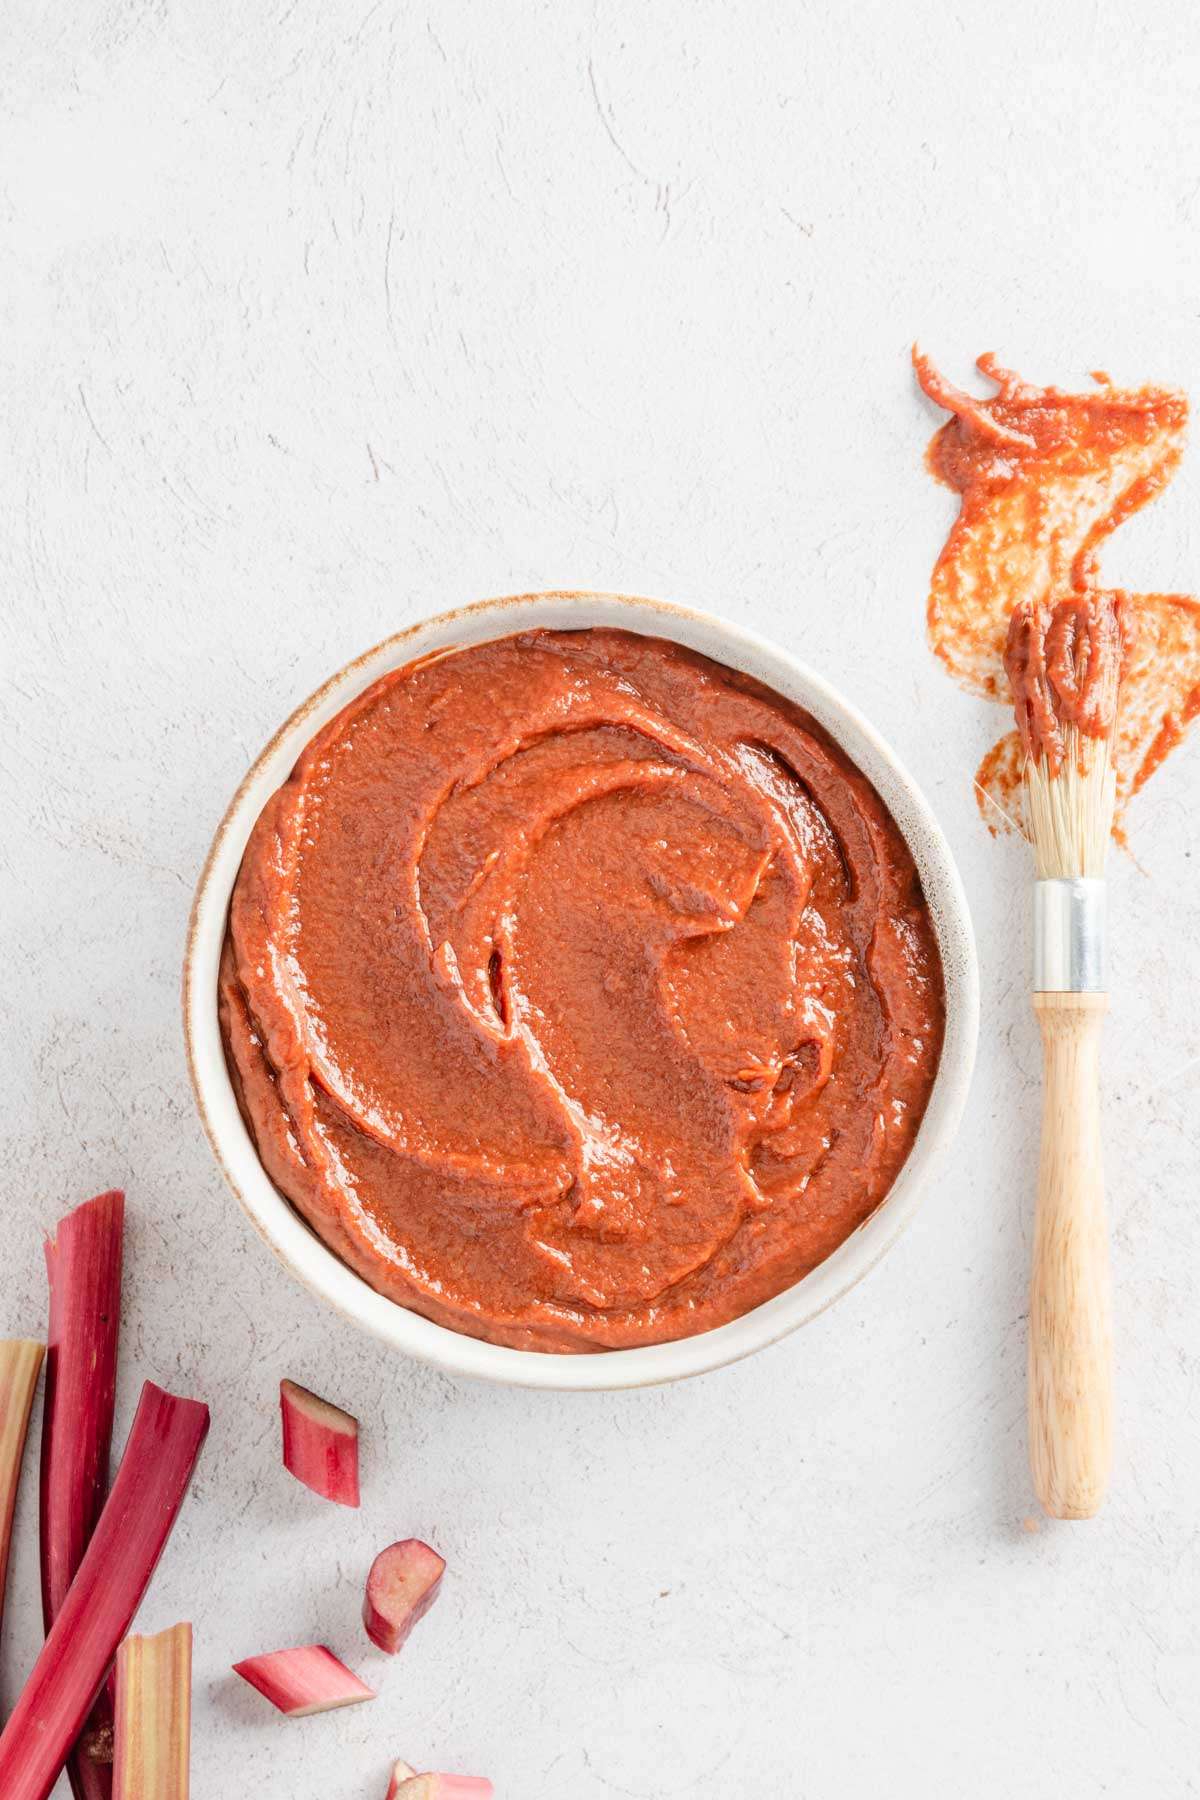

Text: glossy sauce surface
xmin=221 ymin=629 xmax=944 ymax=1351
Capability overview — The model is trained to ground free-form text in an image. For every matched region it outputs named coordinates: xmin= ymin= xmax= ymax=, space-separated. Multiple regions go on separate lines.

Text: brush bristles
xmin=1023 ymin=724 xmax=1116 ymax=879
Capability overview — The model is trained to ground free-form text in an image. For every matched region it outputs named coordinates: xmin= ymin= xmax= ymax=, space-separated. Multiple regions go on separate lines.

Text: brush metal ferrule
xmin=1033 ymin=878 xmax=1107 ymax=992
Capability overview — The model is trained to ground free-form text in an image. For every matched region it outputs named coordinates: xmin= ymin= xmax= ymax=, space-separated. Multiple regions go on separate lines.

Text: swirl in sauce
xmin=220 ymin=629 xmax=943 ymax=1351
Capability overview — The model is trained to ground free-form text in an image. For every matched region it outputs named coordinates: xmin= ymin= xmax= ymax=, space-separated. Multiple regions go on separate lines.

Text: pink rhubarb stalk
xmin=385 ymin=1760 xmax=418 ymax=1799
xmin=392 ymin=1778 xmax=494 ymax=1799
xmin=279 ymin=1379 xmax=360 ymax=1507
xmin=0 ymin=1339 xmax=45 ymax=1653
xmin=363 ymin=1539 xmax=445 ymax=1654
xmin=113 ymin=1622 xmax=192 ymax=1800
xmin=41 ymin=1187 xmax=125 ymax=1800
xmin=0 ymin=1381 xmax=209 ymax=1800
xmin=232 ymin=1645 xmax=374 ymax=1717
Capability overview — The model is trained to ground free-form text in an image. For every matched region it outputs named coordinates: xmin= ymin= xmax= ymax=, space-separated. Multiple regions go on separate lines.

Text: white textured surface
xmin=3 ymin=4 xmax=1200 ymax=1797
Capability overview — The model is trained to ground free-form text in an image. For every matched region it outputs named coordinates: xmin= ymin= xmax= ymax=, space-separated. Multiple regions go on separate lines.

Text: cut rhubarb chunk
xmin=0 ymin=1381 xmax=209 ymax=1800
xmin=41 ymin=1187 xmax=125 ymax=1800
xmin=232 ymin=1645 xmax=374 ymax=1718
xmin=393 ymin=1778 xmax=494 ymax=1799
xmin=385 ymin=1760 xmax=418 ymax=1799
xmin=0 ymin=1339 xmax=45 ymax=1650
xmin=113 ymin=1622 xmax=191 ymax=1800
xmin=279 ymin=1380 xmax=360 ymax=1507
xmin=363 ymin=1539 xmax=446 ymax=1655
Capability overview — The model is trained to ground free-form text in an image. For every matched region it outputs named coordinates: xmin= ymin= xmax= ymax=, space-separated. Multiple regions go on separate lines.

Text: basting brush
xmin=1004 ymin=591 xmax=1130 ymax=1519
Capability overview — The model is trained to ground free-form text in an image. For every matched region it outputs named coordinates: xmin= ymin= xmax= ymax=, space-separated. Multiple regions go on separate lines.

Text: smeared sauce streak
xmin=914 ymin=350 xmax=1200 ymax=828
xmin=1005 ymin=594 xmax=1131 ymax=773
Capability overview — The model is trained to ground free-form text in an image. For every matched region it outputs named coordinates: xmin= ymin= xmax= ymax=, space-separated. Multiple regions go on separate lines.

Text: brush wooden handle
xmin=1028 ymin=991 xmax=1112 ymax=1519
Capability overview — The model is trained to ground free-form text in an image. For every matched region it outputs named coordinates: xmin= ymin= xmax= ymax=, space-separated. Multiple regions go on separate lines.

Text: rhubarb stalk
xmin=233 ymin=1644 xmax=375 ymax=1717
xmin=0 ymin=1380 xmax=209 ymax=1800
xmin=385 ymin=1760 xmax=418 ymax=1799
xmin=40 ymin=1187 xmax=124 ymax=1800
xmin=363 ymin=1539 xmax=446 ymax=1654
xmin=392 ymin=1778 xmax=494 ymax=1799
xmin=113 ymin=1623 xmax=192 ymax=1800
xmin=0 ymin=1339 xmax=45 ymax=1654
xmin=279 ymin=1379 xmax=360 ymax=1507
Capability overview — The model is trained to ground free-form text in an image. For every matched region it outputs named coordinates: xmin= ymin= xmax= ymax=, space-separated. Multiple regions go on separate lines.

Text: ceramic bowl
xmin=184 ymin=591 xmax=978 ymax=1389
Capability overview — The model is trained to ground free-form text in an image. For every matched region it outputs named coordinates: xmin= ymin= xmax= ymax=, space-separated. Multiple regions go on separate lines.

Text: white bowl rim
xmin=184 ymin=590 xmax=979 ymax=1391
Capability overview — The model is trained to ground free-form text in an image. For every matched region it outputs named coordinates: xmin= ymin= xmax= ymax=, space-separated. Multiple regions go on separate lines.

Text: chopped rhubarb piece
xmin=232 ymin=1645 xmax=374 ymax=1718
xmin=363 ymin=1539 xmax=446 ymax=1655
xmin=385 ymin=1760 xmax=418 ymax=1799
xmin=113 ymin=1623 xmax=191 ymax=1800
xmin=41 ymin=1187 xmax=124 ymax=1800
xmin=279 ymin=1379 xmax=360 ymax=1507
xmin=393 ymin=1779 xmax=494 ymax=1799
xmin=0 ymin=1381 xmax=209 ymax=1800
xmin=0 ymin=1339 xmax=45 ymax=1650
